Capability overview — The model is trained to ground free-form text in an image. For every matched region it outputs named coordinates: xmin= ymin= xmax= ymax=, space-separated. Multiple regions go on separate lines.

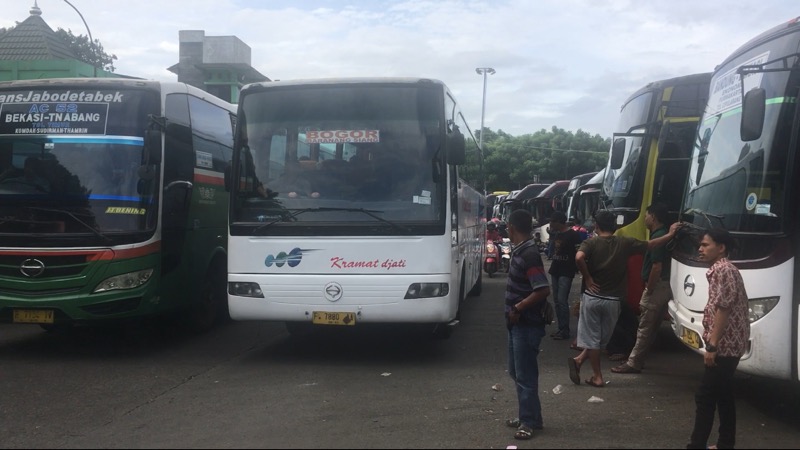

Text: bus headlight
xmin=404 ymin=283 xmax=449 ymax=299
xmin=93 ymin=269 xmax=153 ymax=293
xmin=748 ymin=296 xmax=779 ymax=323
xmin=228 ymin=282 xmax=264 ymax=298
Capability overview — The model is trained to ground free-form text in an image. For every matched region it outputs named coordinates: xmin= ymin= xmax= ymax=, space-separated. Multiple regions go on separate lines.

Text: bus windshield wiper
xmin=683 ymin=208 xmax=725 ymax=228
xmin=253 ymin=207 xmax=413 ymax=234
xmin=25 ymin=207 xmax=112 ymax=242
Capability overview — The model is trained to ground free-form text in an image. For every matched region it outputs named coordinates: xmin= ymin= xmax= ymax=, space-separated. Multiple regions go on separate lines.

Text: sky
xmin=4 ymin=0 xmax=796 ymax=138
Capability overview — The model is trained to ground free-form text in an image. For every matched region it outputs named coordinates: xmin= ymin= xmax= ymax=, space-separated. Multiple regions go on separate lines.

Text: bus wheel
xmin=188 ymin=263 xmax=227 ymax=333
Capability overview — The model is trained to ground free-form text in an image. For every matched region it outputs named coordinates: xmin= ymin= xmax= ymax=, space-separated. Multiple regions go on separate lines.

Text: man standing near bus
xmin=568 ymin=210 xmax=679 ymax=388
xmin=503 ymin=209 xmax=551 ymax=440
xmin=612 ymin=202 xmax=673 ymax=374
xmin=547 ymin=211 xmax=583 ymax=341
xmin=686 ymin=228 xmax=749 ymax=449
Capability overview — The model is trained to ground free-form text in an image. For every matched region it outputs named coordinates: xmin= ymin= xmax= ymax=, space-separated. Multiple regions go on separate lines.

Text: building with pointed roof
xmin=0 ymin=2 xmax=124 ymax=81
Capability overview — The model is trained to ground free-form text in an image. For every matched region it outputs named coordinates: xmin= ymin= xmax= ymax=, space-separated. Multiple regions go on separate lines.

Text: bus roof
xmin=241 ymin=77 xmax=448 ymax=92
xmin=620 ymin=72 xmax=713 ymax=108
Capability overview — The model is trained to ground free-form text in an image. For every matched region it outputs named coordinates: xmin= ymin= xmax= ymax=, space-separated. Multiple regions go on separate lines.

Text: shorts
xmin=576 ymin=292 xmax=622 ymax=350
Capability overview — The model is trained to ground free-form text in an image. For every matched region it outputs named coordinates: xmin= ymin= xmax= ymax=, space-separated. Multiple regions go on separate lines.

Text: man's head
xmin=699 ymin=227 xmax=736 ymax=264
xmin=645 ymin=202 xmax=669 ymax=230
xmin=592 ymin=210 xmax=616 ymax=233
xmin=507 ymin=209 xmax=533 ymax=243
xmin=549 ymin=210 xmax=568 ymax=232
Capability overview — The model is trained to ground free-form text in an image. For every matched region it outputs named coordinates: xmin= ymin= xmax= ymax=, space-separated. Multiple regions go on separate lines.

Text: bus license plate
xmin=681 ymin=327 xmax=702 ymax=349
xmin=13 ymin=309 xmax=55 ymax=324
xmin=312 ymin=311 xmax=356 ymax=326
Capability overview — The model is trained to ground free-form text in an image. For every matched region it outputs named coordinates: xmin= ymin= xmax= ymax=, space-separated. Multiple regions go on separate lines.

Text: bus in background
xmin=602 ymin=72 xmax=712 ymax=315
xmin=569 ymin=170 xmax=605 ymax=234
xmin=669 ymin=17 xmax=800 ymax=381
xmin=226 ymin=78 xmax=484 ymax=338
xmin=0 ymin=78 xmax=236 ymax=332
xmin=486 ymin=190 xmax=510 ymax=220
xmin=562 ymin=172 xmax=599 ymax=225
xmin=527 ymin=180 xmax=570 ymax=253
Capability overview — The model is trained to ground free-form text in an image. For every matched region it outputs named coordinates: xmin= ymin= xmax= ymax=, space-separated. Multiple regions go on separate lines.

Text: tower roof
xmin=0 ymin=2 xmax=78 ymax=60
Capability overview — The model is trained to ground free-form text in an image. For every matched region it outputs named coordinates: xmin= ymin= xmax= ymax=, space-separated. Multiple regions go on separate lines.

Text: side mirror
xmin=144 ymin=129 xmax=163 ymax=165
xmin=446 ymin=125 xmax=466 ymax=165
xmin=609 ymin=137 xmax=625 ymax=170
xmin=741 ymin=88 xmax=766 ymax=142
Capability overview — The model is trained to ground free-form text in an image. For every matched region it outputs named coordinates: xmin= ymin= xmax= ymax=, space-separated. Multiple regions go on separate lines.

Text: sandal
xmin=585 ymin=378 xmax=605 ymax=388
xmin=567 ymin=357 xmax=581 ymax=385
xmin=608 ymin=353 xmax=628 ymax=361
xmin=514 ymin=425 xmax=534 ymax=440
xmin=506 ymin=418 xmax=520 ymax=428
xmin=611 ymin=363 xmax=641 ymax=374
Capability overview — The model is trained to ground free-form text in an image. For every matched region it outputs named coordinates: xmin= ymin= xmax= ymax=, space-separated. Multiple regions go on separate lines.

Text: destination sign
xmin=0 ymin=102 xmax=110 ymax=135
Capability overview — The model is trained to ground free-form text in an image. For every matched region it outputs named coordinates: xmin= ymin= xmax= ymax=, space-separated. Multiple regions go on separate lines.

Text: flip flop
xmin=567 ymin=357 xmax=580 ymax=385
xmin=514 ymin=425 xmax=534 ymax=440
xmin=585 ymin=378 xmax=605 ymax=388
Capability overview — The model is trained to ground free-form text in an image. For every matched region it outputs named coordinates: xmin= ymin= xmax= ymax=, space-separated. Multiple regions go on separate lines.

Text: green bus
xmin=0 ymin=78 xmax=236 ymax=332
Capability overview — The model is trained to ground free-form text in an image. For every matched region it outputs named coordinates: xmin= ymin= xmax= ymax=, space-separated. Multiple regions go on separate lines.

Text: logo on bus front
xmin=265 ymin=248 xmax=307 ymax=268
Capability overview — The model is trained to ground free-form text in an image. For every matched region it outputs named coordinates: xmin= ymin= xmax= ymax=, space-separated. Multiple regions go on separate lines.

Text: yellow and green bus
xmin=602 ymin=72 xmax=712 ymax=311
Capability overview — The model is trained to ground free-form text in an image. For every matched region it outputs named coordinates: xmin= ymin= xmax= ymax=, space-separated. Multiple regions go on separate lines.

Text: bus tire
xmin=188 ymin=262 xmax=227 ymax=333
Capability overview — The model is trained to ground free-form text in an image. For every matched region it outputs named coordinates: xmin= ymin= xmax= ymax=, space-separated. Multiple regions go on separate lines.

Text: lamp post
xmin=476 ymin=67 xmax=495 ymax=195
xmin=63 ymin=0 xmax=96 ymax=77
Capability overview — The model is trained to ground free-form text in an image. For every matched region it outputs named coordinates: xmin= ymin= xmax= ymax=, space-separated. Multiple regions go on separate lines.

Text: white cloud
xmin=4 ymin=0 xmax=796 ymax=137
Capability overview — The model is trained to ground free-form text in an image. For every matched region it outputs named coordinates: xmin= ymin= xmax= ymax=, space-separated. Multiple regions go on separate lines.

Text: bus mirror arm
xmin=432 ymin=158 xmax=442 ymax=183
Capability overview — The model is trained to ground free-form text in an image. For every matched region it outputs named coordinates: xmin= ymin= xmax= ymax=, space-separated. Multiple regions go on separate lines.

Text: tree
xmin=0 ymin=25 xmax=116 ymax=72
xmin=54 ymin=28 xmax=117 ymax=72
xmin=468 ymin=127 xmax=610 ymax=193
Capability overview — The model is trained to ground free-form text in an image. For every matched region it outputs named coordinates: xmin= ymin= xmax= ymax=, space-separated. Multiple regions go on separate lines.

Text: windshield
xmin=603 ymin=92 xmax=652 ymax=208
xmin=683 ymin=50 xmax=795 ymax=234
xmin=231 ymin=83 xmax=444 ymax=233
xmin=0 ymin=136 xmax=156 ymax=236
xmin=0 ymin=86 xmax=160 ymax=243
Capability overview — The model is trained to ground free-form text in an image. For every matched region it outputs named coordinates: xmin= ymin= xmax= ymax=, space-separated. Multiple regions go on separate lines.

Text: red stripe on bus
xmin=194 ymin=172 xmax=225 ymax=186
xmin=0 ymin=241 xmax=161 ymax=262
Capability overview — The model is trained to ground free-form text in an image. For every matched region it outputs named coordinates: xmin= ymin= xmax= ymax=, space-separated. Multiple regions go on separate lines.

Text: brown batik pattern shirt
xmin=703 ymin=257 xmax=750 ymax=357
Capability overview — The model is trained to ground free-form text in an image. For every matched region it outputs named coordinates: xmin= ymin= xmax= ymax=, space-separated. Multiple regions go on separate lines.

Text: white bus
xmin=226 ymin=78 xmax=484 ymax=338
xmin=668 ymin=17 xmax=800 ymax=381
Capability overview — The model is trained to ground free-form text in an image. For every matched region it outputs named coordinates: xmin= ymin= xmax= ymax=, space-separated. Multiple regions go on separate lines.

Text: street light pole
xmin=475 ymin=67 xmax=495 ymax=195
xmin=63 ymin=0 xmax=97 ymax=77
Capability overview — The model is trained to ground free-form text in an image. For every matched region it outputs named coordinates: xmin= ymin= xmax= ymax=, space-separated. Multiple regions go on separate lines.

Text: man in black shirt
xmin=547 ymin=211 xmax=583 ymax=340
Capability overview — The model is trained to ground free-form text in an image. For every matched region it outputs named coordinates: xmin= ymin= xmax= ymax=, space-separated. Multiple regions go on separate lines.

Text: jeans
xmin=551 ymin=275 xmax=573 ymax=337
xmin=687 ymin=356 xmax=740 ymax=449
xmin=508 ymin=324 xmax=546 ymax=429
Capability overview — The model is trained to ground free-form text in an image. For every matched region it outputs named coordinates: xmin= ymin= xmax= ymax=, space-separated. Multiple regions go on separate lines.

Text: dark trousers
xmin=606 ymin=300 xmax=637 ymax=355
xmin=687 ymin=356 xmax=740 ymax=449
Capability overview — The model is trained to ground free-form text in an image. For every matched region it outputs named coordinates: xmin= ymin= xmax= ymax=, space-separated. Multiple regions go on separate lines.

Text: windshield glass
xmin=232 ymin=84 xmax=444 ymax=229
xmin=0 ymin=136 xmax=156 ymax=235
xmin=0 ymin=86 xmax=160 ymax=241
xmin=683 ymin=50 xmax=794 ymax=233
xmin=603 ymin=91 xmax=652 ymax=208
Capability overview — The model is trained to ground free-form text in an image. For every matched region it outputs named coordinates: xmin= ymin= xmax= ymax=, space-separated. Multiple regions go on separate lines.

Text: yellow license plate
xmin=312 ymin=311 xmax=356 ymax=326
xmin=13 ymin=309 xmax=55 ymax=324
xmin=681 ymin=327 xmax=702 ymax=349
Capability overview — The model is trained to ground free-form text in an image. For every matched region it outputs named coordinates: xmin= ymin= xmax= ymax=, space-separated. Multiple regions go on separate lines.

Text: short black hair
xmin=593 ymin=210 xmax=616 ymax=233
xmin=550 ymin=210 xmax=567 ymax=225
xmin=508 ymin=209 xmax=533 ymax=235
xmin=646 ymin=202 xmax=669 ymax=225
xmin=705 ymin=227 xmax=736 ymax=253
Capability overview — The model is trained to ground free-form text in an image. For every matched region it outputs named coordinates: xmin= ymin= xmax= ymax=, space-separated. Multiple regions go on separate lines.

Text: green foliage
xmin=472 ymin=126 xmax=610 ymax=192
xmin=55 ymin=28 xmax=117 ymax=72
